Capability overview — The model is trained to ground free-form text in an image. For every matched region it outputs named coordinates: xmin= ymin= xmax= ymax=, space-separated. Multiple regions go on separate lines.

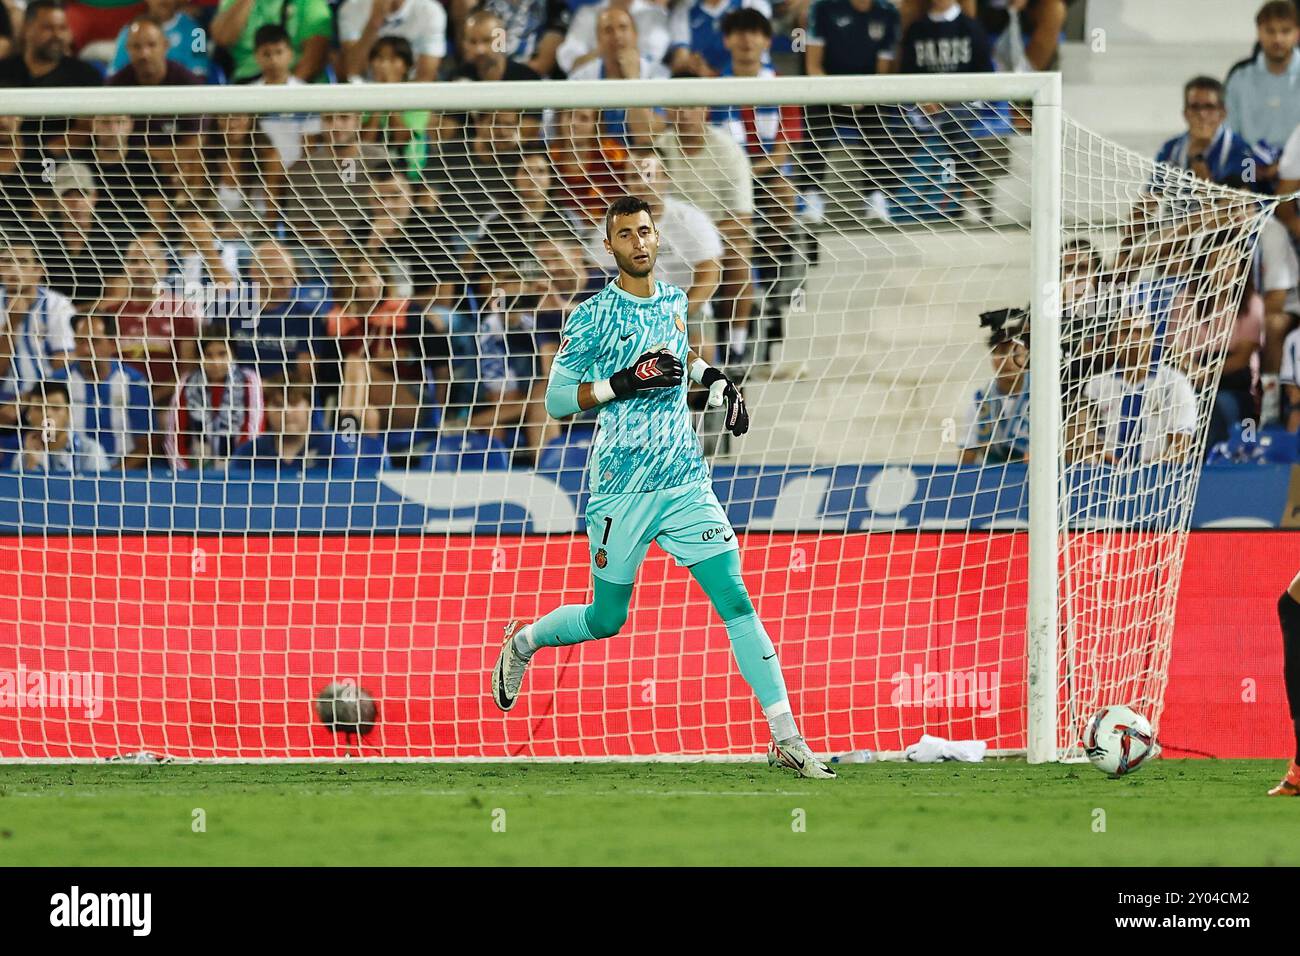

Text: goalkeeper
xmin=490 ymin=195 xmax=834 ymax=778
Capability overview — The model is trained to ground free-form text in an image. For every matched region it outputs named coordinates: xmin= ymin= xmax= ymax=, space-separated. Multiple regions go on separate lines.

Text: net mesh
xmin=0 ymin=87 xmax=1275 ymax=759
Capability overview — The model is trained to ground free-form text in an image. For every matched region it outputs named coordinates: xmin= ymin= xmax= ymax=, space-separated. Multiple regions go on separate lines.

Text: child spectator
xmin=47 ymin=313 xmax=153 ymax=470
xmin=899 ymin=0 xmax=1004 ymax=224
xmin=253 ymin=25 xmax=323 ymax=173
xmin=230 ymin=380 xmax=388 ymax=476
xmin=668 ymin=0 xmax=772 ymax=77
xmin=167 ymin=327 xmax=265 ymax=471
xmin=209 ymin=0 xmax=332 ymax=83
xmin=362 ymin=36 xmax=437 ymax=178
xmin=339 ymin=0 xmax=447 ymax=82
xmin=714 ymin=9 xmax=804 ymax=361
xmin=8 ymin=380 xmax=110 ymax=474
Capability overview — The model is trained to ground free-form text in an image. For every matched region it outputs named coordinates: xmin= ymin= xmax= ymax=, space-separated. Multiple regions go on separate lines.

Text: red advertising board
xmin=0 ymin=532 xmax=1290 ymax=759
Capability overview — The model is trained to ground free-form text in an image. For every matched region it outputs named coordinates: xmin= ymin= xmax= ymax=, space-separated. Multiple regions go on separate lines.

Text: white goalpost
xmin=0 ymin=73 xmax=1274 ymax=763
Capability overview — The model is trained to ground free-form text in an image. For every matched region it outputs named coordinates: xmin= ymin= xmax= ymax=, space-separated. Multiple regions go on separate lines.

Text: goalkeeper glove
xmin=700 ymin=366 xmax=749 ymax=437
xmin=605 ymin=348 xmax=684 ymax=398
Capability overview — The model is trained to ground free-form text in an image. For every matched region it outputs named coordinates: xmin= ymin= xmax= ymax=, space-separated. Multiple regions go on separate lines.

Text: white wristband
xmin=592 ymin=378 xmax=617 ymax=404
xmin=688 ymin=358 xmax=711 ymax=385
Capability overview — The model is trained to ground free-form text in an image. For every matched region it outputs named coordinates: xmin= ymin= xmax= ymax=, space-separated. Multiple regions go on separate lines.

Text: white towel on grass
xmin=904 ymin=735 xmax=987 ymax=763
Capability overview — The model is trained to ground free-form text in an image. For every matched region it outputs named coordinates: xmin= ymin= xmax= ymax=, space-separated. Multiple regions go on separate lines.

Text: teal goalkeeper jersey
xmin=553 ymin=279 xmax=710 ymax=495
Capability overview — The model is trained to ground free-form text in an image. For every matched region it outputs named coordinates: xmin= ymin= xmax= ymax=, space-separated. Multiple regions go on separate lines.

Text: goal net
xmin=0 ymin=76 xmax=1275 ymax=761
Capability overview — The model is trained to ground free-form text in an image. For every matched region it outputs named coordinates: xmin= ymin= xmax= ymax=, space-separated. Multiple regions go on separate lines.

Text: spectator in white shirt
xmin=1073 ymin=316 xmax=1198 ymax=465
xmin=0 ymin=241 xmax=75 ymax=426
xmin=557 ymin=0 xmax=670 ymax=76
xmin=253 ymin=25 xmax=322 ymax=173
xmin=654 ymin=101 xmax=755 ymax=367
xmin=567 ymin=7 xmax=669 ymax=147
xmin=339 ymin=0 xmax=447 ymax=81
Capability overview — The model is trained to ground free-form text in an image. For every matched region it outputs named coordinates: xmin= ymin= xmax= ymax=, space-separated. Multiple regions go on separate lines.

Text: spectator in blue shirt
xmin=958 ymin=308 xmax=1029 ymax=465
xmin=667 ymin=0 xmax=771 ymax=76
xmin=898 ymin=0 xmax=1004 ymax=223
xmin=48 ymin=312 xmax=153 ymax=470
xmin=1155 ymin=76 xmax=1273 ymax=189
xmin=7 ymin=380 xmax=111 ymax=475
xmin=479 ymin=0 xmax=571 ymax=77
xmin=1225 ymin=1 xmax=1300 ymax=177
xmin=231 ymin=382 xmax=388 ymax=477
xmin=108 ymin=0 xmax=211 ymax=80
xmin=235 ymin=239 xmax=332 ymax=385
xmin=802 ymin=0 xmax=900 ymax=222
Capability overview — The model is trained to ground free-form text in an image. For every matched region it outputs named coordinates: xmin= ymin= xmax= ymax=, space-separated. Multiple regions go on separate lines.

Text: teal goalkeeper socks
xmin=689 ymin=551 xmax=798 ymax=740
xmin=722 ymin=611 xmax=790 ymax=711
xmin=515 ymin=577 xmax=634 ymax=656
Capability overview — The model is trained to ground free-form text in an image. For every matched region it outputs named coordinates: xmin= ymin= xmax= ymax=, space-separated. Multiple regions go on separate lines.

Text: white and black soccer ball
xmin=315 ymin=681 xmax=378 ymax=736
xmin=1083 ymin=705 xmax=1154 ymax=776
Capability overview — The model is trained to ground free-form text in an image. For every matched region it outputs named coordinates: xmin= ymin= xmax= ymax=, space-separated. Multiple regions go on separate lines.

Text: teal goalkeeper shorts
xmin=585 ymin=478 xmax=739 ymax=585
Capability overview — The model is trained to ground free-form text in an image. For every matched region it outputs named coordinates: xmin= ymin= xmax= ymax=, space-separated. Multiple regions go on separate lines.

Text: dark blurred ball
xmin=315 ymin=682 xmax=378 ymax=736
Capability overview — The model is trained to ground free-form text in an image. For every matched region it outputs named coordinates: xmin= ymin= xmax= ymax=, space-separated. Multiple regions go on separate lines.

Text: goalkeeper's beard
xmin=613 ymin=250 xmax=656 ymax=280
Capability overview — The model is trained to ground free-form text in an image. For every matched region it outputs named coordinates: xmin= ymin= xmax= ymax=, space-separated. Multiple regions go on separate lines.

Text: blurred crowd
xmin=960 ymin=0 xmax=1300 ymax=470
xmin=16 ymin=0 xmax=1289 ymax=477
xmin=0 ymin=0 xmax=1075 ymax=475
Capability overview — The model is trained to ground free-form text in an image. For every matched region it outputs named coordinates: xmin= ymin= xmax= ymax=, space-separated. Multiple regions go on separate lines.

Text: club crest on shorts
xmin=594 ymin=548 xmax=608 ymax=569
xmin=674 ymin=313 xmax=686 ymax=332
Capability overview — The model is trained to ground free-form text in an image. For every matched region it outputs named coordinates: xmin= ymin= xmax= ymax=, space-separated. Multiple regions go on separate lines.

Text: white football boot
xmin=767 ymin=737 xmax=837 ymax=779
xmin=491 ymin=619 xmax=531 ymax=712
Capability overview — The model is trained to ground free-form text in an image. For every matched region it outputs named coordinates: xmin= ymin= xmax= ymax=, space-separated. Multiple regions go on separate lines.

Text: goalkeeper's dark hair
xmin=605 ymin=195 xmax=655 ymax=239
xmin=721 ymin=7 xmax=772 ymax=37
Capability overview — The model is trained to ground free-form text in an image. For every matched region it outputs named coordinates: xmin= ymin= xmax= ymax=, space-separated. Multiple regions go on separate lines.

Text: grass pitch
xmin=0 ymin=759 xmax=1293 ymax=866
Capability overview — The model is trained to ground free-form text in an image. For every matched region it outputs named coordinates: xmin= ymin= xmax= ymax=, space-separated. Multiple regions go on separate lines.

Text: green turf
xmin=0 ymin=759 xmax=1293 ymax=866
